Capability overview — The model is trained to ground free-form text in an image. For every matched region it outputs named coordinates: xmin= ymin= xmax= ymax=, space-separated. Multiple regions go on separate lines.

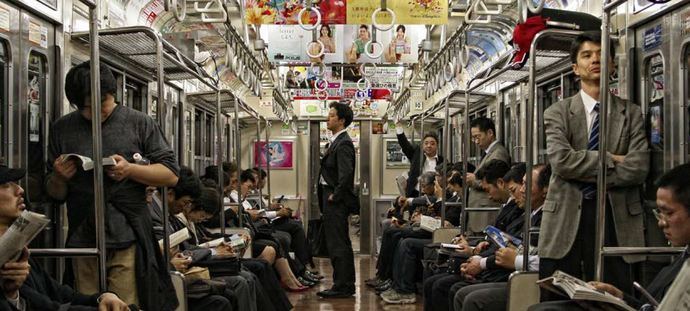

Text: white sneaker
xmin=381 ymin=289 xmax=417 ymax=304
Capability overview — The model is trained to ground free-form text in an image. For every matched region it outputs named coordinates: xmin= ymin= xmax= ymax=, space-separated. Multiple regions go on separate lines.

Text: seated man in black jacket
xmin=528 ymin=163 xmax=690 ymax=311
xmin=0 ymin=165 xmax=130 ymax=311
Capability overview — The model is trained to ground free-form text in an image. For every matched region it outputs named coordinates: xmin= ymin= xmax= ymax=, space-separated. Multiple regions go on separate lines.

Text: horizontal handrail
xmin=30 ymin=248 xmax=100 ymax=257
xmin=601 ymin=247 xmax=685 ymax=256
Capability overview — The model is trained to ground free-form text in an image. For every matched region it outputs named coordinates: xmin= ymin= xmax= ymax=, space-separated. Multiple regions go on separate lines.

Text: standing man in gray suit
xmin=465 ymin=117 xmax=511 ymax=232
xmin=539 ymin=31 xmax=649 ymax=300
xmin=317 ymin=102 xmax=357 ymax=298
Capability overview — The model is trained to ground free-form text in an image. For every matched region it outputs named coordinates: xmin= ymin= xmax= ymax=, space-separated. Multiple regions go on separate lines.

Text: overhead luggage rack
xmin=71 ymin=26 xmax=218 ymax=89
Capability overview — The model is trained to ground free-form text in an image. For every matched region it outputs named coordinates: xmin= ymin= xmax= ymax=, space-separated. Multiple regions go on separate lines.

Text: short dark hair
xmin=64 ymin=61 xmax=118 ymax=110
xmin=419 ymin=171 xmax=437 ymax=188
xmin=192 ymin=187 xmax=221 ymax=215
xmin=476 ymin=160 xmax=510 ymax=185
xmin=569 ymin=31 xmax=615 ymax=64
xmin=470 ymin=117 xmax=496 ymax=136
xmin=503 ymin=163 xmax=527 ymax=184
xmin=536 ymin=164 xmax=552 ymax=191
xmin=222 ymin=162 xmax=237 ymax=175
xmin=449 ymin=172 xmax=463 ymax=187
xmin=359 ymin=24 xmax=369 ymax=31
xmin=240 ymin=169 xmax=256 ymax=184
xmin=329 ymin=102 xmax=354 ymax=128
xmin=252 ymin=167 xmax=267 ymax=179
xmin=656 ymin=163 xmax=690 ymax=213
xmin=173 ymin=166 xmax=202 ymax=200
xmin=396 ymin=25 xmax=406 ymax=33
xmin=423 ymin=132 xmax=439 ymax=144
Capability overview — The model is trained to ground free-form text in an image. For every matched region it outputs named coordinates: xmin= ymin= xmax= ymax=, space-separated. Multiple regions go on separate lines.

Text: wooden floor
xmin=286 ymin=222 xmax=424 ymax=310
xmin=286 ymin=256 xmax=425 ymax=311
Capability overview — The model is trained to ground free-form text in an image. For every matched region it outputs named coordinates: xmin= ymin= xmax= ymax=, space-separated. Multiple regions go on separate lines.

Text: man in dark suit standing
xmin=317 ymin=102 xmax=357 ymax=298
xmin=539 ymin=31 xmax=649 ymax=299
xmin=395 ymin=123 xmax=443 ymax=198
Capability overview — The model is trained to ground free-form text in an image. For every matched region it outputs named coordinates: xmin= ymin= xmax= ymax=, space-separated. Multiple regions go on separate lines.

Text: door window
xmin=26 ymin=52 xmax=47 ymax=202
xmin=0 ymin=41 xmax=7 ymax=164
xmin=645 ymin=54 xmax=664 ymax=199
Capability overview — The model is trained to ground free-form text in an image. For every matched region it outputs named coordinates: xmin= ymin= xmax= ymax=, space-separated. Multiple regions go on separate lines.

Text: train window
xmin=113 ymin=71 xmax=124 ymax=105
xmin=194 ymin=110 xmax=202 ymax=156
xmin=125 ymin=80 xmax=145 ymax=112
xmin=150 ymin=97 xmax=158 ymax=122
xmin=185 ymin=110 xmax=192 ymax=151
xmin=171 ymin=105 xmax=178 ymax=151
xmin=206 ymin=113 xmax=213 ymax=158
xmin=645 ymin=54 xmax=664 ymax=199
xmin=0 ymin=41 xmax=7 ymax=164
xmin=26 ymin=52 xmax=47 ymax=203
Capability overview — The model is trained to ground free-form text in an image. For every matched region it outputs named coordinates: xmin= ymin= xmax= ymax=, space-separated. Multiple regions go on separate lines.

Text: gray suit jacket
xmin=468 ymin=142 xmax=511 ymax=208
xmin=539 ymin=94 xmax=649 ymax=263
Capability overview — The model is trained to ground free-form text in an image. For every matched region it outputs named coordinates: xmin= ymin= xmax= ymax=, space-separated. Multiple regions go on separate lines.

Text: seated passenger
xmin=529 ymin=163 xmax=690 ymax=311
xmin=0 ymin=165 xmax=131 ymax=311
xmin=453 ymin=164 xmax=551 ymax=311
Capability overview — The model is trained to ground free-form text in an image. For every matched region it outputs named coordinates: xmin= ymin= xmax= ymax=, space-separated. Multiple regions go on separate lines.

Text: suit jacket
xmin=540 ymin=94 xmax=649 ymax=263
xmin=396 ymin=132 xmax=444 ymax=198
xmin=624 ymin=248 xmax=689 ymax=308
xmin=320 ymin=132 xmax=359 ymax=214
xmin=467 ymin=142 xmax=511 ymax=208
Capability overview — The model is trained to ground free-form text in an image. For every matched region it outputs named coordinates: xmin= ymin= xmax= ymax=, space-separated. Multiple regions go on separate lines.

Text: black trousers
xmin=241 ymin=259 xmax=292 ymax=311
xmin=377 ymin=227 xmax=406 ymax=279
xmin=321 ymin=187 xmax=356 ymax=292
xmin=272 ymin=219 xmax=313 ymax=268
xmin=539 ymin=198 xmax=633 ymax=301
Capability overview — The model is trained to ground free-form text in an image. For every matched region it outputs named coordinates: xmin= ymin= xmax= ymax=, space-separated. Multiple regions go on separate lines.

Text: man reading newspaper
xmin=529 ymin=164 xmax=690 ymax=311
xmin=0 ymin=165 xmax=131 ymax=310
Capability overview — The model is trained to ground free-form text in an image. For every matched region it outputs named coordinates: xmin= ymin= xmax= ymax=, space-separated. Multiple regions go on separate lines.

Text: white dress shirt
xmin=484 ymin=140 xmax=499 ymax=155
xmin=580 ymin=90 xmax=600 ymax=134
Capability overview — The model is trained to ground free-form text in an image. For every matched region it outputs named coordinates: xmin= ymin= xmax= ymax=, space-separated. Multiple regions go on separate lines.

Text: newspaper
xmin=0 ymin=210 xmax=50 ymax=266
xmin=420 ymin=215 xmax=441 ymax=232
xmin=537 ymin=270 xmax=635 ymax=311
xmin=62 ymin=154 xmax=116 ymax=171
xmin=396 ymin=174 xmax=408 ymax=197
xmin=658 ymin=257 xmax=690 ymax=311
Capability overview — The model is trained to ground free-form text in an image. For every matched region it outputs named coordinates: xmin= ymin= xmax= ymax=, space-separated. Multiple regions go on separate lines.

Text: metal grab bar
xmin=30 ymin=249 xmax=100 ymax=257
xmin=464 ymin=207 xmax=502 ymax=212
xmin=601 ymin=247 xmax=685 ymax=256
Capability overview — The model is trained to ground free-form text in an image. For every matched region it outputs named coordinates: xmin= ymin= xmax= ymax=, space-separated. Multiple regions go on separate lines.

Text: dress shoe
xmin=280 ymin=281 xmax=309 ymax=292
xmin=306 ymin=270 xmax=324 ymax=280
xmin=316 ymin=289 xmax=355 ymax=298
xmin=301 ymin=273 xmax=320 ymax=283
xmin=297 ymin=276 xmax=315 ymax=287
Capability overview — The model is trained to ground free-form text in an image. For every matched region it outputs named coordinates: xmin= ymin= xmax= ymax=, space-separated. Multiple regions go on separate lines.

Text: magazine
xmin=537 ymin=270 xmax=636 ymax=311
xmin=483 ymin=225 xmax=522 ymax=248
xmin=61 ymin=154 xmax=116 ymax=171
xmin=0 ymin=210 xmax=50 ymax=266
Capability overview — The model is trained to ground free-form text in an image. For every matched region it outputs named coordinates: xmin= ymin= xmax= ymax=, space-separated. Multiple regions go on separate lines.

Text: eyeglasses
xmin=652 ymin=208 xmax=668 ymax=222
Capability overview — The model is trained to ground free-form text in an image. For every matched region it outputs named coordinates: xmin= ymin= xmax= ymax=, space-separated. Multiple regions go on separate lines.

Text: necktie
xmin=581 ymin=103 xmax=600 ymax=199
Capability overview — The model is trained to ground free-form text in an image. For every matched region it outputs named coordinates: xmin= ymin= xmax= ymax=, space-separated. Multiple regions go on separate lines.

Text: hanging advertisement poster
xmin=346 ymin=0 xmax=447 ymax=25
xmin=343 ymin=25 xmax=424 ymax=64
xmin=254 ymin=140 xmax=294 ymax=169
xmin=298 ymin=100 xmax=328 ymax=117
xmin=266 ymin=25 xmax=345 ymax=63
xmin=245 ymin=0 xmax=346 ymax=25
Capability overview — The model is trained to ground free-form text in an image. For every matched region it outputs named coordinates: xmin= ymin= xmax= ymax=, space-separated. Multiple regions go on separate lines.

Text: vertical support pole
xmin=155 ymin=38 xmax=170 ymax=267
xmin=463 ymin=83 xmax=474 ymax=231
xmin=235 ymin=99 xmax=243 ymax=228
xmin=256 ymin=118 xmax=263 ymax=209
xmin=178 ymin=92 xmax=185 ymax=166
xmin=88 ymin=0 xmax=107 ymax=292
xmin=441 ymin=96 xmax=450 ymax=225
xmin=216 ymin=91 xmax=225 ymax=236
xmin=265 ymin=120 xmax=272 ymax=203
xmin=525 ymin=32 xmax=539 ymax=272
xmin=420 ymin=115 xmax=425 ymax=174
xmin=595 ymin=10 xmax=612 ymax=282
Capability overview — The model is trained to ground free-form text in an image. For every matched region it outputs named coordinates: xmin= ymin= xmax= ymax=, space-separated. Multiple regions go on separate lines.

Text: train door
xmin=11 ymin=5 xmax=58 ymax=249
xmin=636 ymin=18 xmax=670 ymax=202
xmin=536 ymin=73 xmax=579 ymax=164
xmin=684 ymin=33 xmax=690 ymax=163
xmin=0 ymin=4 xmax=14 ymax=166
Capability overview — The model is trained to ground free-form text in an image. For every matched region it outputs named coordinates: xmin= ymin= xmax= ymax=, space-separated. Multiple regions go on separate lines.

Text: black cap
xmin=0 ymin=165 xmax=25 ymax=184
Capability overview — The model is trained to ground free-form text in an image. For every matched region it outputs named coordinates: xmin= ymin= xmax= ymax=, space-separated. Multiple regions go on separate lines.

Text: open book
xmin=0 ymin=210 xmax=50 ymax=267
xmin=158 ymin=227 xmax=190 ymax=250
xmin=538 ymin=270 xmax=635 ymax=311
xmin=62 ymin=154 xmax=116 ymax=171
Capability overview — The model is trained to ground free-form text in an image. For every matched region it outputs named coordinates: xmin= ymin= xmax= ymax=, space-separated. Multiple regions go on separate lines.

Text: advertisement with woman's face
xmin=344 ymin=24 xmax=425 ymax=64
xmin=264 ymin=24 xmax=344 ymax=63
